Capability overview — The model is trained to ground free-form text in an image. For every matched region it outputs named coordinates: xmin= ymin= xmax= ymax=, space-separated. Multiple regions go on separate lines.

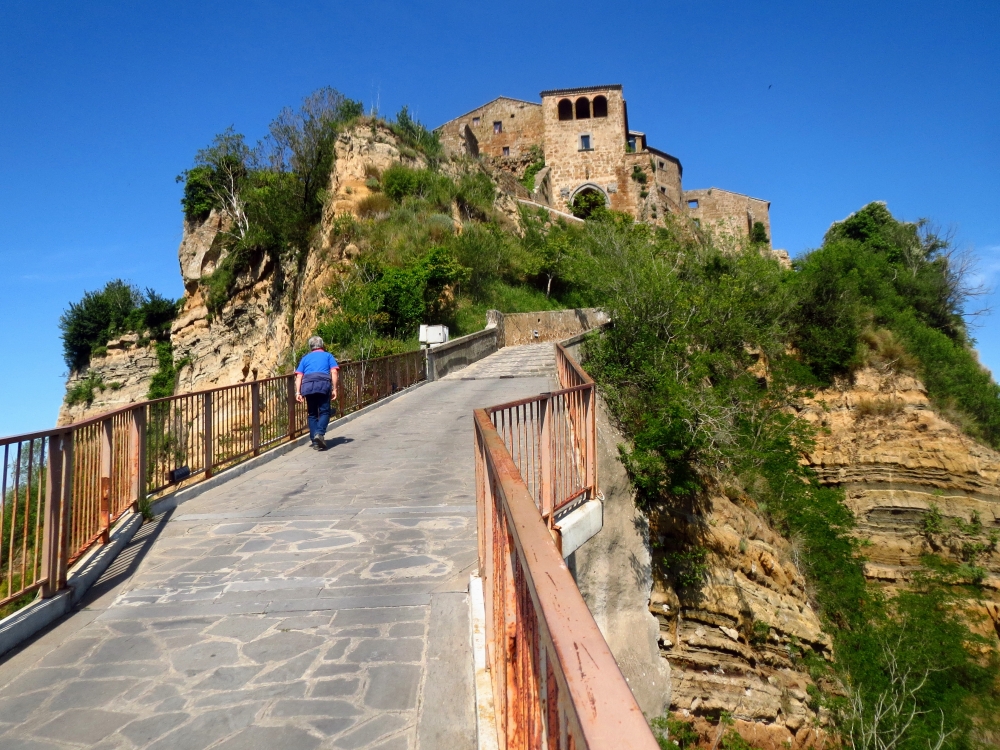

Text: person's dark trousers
xmin=305 ymin=394 xmax=331 ymax=441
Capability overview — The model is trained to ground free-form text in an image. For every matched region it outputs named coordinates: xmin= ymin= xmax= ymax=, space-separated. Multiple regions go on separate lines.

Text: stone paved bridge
xmin=0 ymin=347 xmax=555 ymax=750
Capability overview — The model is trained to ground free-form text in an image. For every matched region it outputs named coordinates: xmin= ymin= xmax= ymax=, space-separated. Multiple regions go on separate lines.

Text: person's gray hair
xmin=307 ymin=336 xmax=324 ymax=350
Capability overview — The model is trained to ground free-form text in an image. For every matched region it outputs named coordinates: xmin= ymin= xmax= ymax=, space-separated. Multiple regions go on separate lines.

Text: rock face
xmin=649 ymin=490 xmax=831 ymax=748
xmin=57 ymin=122 xmax=431 ymax=425
xmin=799 ymin=367 xmax=1000 ymax=634
xmin=57 ymin=335 xmax=161 ymax=425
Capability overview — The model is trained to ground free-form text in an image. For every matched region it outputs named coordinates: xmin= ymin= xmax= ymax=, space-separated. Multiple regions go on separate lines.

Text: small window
xmin=472 ymin=117 xmax=480 ymax=127
xmin=592 ymin=95 xmax=608 ymax=118
xmin=627 ymin=136 xmax=636 ymax=152
xmin=658 ymin=160 xmax=665 ymax=169
xmin=557 ymin=98 xmax=573 ymax=121
xmin=493 ymin=121 xmax=502 ymax=134
xmin=502 ymin=147 xmax=510 ymax=156
xmin=660 ymin=186 xmax=666 ymax=194
xmin=688 ymin=200 xmax=699 ymax=209
xmin=580 ymin=134 xmax=592 ymax=150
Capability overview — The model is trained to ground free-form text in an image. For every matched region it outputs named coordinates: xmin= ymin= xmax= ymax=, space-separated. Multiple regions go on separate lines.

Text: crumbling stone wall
xmin=684 ymin=188 xmax=772 ymax=246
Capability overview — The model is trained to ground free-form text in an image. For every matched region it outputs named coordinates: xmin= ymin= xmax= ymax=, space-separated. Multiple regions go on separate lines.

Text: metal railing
xmin=473 ymin=343 xmax=657 ymax=749
xmin=0 ymin=348 xmax=425 ymax=613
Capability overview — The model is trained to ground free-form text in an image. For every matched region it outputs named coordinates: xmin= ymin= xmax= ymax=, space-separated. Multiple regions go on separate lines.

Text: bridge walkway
xmin=0 ymin=349 xmax=555 ymax=750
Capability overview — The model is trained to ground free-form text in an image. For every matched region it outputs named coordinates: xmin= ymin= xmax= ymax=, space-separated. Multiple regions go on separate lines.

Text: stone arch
xmin=557 ymin=98 xmax=573 ymax=121
xmin=569 ymin=183 xmax=610 ymax=219
xmin=592 ymin=95 xmax=608 ymax=118
xmin=575 ymin=97 xmax=591 ymax=119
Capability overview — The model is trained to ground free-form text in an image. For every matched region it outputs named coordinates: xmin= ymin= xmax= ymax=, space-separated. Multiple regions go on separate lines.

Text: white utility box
xmin=419 ymin=324 xmax=449 ymax=347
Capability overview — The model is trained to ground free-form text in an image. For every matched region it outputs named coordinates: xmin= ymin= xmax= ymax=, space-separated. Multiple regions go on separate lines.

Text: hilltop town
xmin=438 ymin=84 xmax=776 ymax=251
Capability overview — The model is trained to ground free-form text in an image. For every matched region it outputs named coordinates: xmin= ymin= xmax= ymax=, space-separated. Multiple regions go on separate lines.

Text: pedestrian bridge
xmin=0 ymin=342 xmax=657 ymax=749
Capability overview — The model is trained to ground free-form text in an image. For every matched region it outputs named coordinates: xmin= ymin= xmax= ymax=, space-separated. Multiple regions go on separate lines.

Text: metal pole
xmin=251 ymin=382 xmax=261 ymax=456
xmin=286 ymin=378 xmax=297 ymax=441
xmin=40 ymin=433 xmax=64 ymax=597
xmin=539 ymin=397 xmax=553 ymax=525
xmin=99 ymin=419 xmax=112 ymax=544
xmin=203 ymin=391 xmax=214 ymax=478
xmin=130 ymin=407 xmax=147 ymax=513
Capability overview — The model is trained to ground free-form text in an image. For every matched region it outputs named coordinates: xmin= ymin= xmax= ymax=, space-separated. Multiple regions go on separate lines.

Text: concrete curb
xmin=0 ymin=378 xmax=428 ymax=660
xmin=0 ymin=511 xmax=143 ymax=659
xmin=469 ymin=574 xmax=499 ymax=750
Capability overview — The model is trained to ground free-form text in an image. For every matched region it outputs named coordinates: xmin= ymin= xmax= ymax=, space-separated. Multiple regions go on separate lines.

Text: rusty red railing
xmin=474 ymin=343 xmax=658 ymax=749
xmin=0 ymin=348 xmax=425 ymax=614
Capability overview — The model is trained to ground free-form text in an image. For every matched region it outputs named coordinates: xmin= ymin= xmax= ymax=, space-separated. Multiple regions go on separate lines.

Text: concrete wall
xmin=425 ymin=327 xmax=499 ymax=381
xmin=684 ymin=188 xmax=771 ymax=246
xmin=570 ymin=394 xmax=672 ymax=719
xmin=495 ymin=308 xmax=609 ymax=347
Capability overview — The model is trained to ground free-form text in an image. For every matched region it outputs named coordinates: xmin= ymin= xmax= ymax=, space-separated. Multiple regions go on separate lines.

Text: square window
xmin=472 ymin=117 xmax=480 ymax=127
xmin=502 ymin=147 xmax=510 ymax=156
xmin=493 ymin=121 xmax=502 ymax=134
xmin=658 ymin=161 xmax=665 ymax=169
xmin=688 ymin=200 xmax=699 ymax=209
xmin=580 ymin=134 xmax=591 ymax=150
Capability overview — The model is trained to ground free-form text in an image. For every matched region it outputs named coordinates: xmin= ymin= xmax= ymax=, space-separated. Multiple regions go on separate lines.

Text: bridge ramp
xmin=0 ymin=374 xmax=553 ymax=749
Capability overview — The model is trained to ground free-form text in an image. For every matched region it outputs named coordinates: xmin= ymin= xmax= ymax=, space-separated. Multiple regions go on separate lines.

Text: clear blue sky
xmin=1 ymin=1 xmax=998 ymax=436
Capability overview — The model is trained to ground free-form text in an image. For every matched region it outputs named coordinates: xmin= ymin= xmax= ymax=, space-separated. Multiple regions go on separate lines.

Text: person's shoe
xmin=315 ymin=435 xmax=327 ymax=451
xmin=310 ymin=435 xmax=318 ymax=449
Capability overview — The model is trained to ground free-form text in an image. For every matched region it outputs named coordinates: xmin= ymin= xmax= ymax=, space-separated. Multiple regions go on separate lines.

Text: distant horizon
xmin=1 ymin=0 xmax=997 ymax=436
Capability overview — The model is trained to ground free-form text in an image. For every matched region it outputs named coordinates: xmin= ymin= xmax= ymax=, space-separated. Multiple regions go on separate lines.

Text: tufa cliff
xmin=58 ymin=122 xmax=441 ymax=426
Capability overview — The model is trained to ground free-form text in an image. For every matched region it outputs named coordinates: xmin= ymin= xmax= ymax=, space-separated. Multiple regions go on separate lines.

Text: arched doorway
xmin=569 ymin=184 xmax=609 ymax=219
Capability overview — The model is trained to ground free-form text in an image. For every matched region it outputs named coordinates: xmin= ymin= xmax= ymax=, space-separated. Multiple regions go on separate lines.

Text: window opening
xmin=658 ymin=160 xmax=665 ymax=169
xmin=627 ymin=136 xmax=636 ymax=152
xmin=557 ymin=98 xmax=573 ymax=121
xmin=575 ymin=97 xmax=591 ymax=119
xmin=592 ymin=96 xmax=608 ymax=118
xmin=502 ymin=147 xmax=510 ymax=156
xmin=688 ymin=200 xmax=699 ymax=209
xmin=472 ymin=117 xmax=480 ymax=127
xmin=579 ymin=134 xmax=592 ymax=150
xmin=493 ymin=121 xmax=502 ymax=134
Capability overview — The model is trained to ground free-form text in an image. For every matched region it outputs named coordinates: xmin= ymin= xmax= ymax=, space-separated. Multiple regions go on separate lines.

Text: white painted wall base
xmin=557 ymin=499 xmax=603 ymax=558
xmin=469 ymin=575 xmax=499 ymax=750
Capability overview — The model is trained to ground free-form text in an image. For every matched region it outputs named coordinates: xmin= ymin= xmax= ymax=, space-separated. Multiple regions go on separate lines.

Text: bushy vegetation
xmin=568 ymin=207 xmax=999 ymax=749
xmin=178 ymin=88 xmax=365 ymax=313
xmin=304 ymin=168 xmax=583 ymax=360
xmin=59 ymin=280 xmax=179 ymax=371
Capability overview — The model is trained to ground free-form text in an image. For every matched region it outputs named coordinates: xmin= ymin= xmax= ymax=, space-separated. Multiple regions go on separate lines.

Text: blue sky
xmin=1 ymin=0 xmax=998 ymax=436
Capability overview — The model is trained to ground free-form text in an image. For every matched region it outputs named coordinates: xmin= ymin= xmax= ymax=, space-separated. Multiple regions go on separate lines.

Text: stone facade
xmin=437 ymin=84 xmax=770 ymax=238
xmin=684 ymin=188 xmax=772 ymax=244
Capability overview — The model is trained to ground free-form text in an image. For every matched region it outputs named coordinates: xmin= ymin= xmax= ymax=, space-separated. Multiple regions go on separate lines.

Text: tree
xmin=263 ymin=87 xmax=363 ymax=222
xmin=750 ymin=221 xmax=769 ymax=244
xmin=188 ymin=127 xmax=254 ymax=241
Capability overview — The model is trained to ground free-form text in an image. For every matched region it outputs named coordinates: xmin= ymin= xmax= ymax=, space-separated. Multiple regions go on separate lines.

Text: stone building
xmin=437 ymin=84 xmax=771 ymax=244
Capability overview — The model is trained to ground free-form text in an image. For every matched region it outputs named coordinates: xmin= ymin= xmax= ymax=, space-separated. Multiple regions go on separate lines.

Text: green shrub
xmin=65 ymin=372 xmax=105 ymax=406
xmin=356 ymin=193 xmax=393 ymax=218
xmin=650 ymin=715 xmax=699 ymax=749
xmin=750 ymin=221 xmax=769 ymax=244
xmin=570 ymin=190 xmax=607 ymax=219
xmin=59 ymin=280 xmax=179 ymax=371
xmin=389 ymin=105 xmax=443 ymax=166
xmin=519 ymin=146 xmax=545 ymax=192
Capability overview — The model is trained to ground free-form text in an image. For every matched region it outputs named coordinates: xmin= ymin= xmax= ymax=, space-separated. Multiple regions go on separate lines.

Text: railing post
xmin=286 ymin=377 xmax=297 ymax=441
xmin=99 ymin=419 xmax=112 ymax=544
xmin=539 ymin=397 xmax=553 ymax=525
xmin=130 ymin=407 xmax=147 ymax=513
xmin=586 ymin=385 xmax=597 ymax=492
xmin=203 ymin=391 xmax=214 ymax=479
xmin=251 ymin=381 xmax=261 ymax=456
xmin=40 ymin=432 xmax=67 ymax=597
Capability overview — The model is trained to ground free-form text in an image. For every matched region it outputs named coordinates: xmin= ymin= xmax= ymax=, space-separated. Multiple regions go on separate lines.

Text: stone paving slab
xmin=0 ymin=374 xmax=553 ymax=750
xmin=441 ymin=343 xmax=556 ymax=380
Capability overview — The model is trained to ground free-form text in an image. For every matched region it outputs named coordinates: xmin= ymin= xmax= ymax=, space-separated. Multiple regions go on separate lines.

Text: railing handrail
xmin=3 ymin=349 xmax=421 ymax=443
xmin=1 ymin=347 xmax=427 ymax=615
xmin=475 ymin=342 xmax=659 ymax=749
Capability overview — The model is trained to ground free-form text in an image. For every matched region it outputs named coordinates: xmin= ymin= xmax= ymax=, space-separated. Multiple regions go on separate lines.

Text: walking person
xmin=295 ymin=336 xmax=339 ymax=450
